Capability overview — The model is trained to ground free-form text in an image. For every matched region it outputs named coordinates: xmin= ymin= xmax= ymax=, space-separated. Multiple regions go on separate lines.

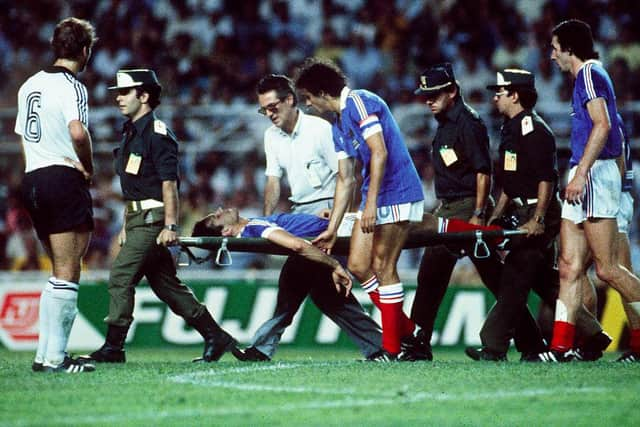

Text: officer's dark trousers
xmin=413 ymin=244 xmax=547 ymax=354
xmin=481 ymin=242 xmax=602 ymax=352
xmin=106 ymin=207 xmax=205 ymax=327
xmin=250 ymin=255 xmax=382 ymax=358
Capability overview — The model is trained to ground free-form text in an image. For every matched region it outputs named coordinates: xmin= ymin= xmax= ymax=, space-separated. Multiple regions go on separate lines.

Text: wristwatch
xmin=534 ymin=215 xmax=545 ymax=225
xmin=164 ymin=224 xmax=178 ymax=232
xmin=472 ymin=208 xmax=486 ymax=219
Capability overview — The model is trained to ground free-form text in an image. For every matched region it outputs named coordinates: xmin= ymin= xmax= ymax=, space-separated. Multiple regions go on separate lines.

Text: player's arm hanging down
xmin=267 ymin=228 xmax=352 ymax=294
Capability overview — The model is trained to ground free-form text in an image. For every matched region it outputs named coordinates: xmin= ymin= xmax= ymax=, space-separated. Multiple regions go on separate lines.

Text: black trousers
xmin=413 ymin=244 xmax=547 ymax=354
xmin=249 ymin=255 xmax=382 ymax=358
xmin=411 ymin=196 xmax=547 ymax=354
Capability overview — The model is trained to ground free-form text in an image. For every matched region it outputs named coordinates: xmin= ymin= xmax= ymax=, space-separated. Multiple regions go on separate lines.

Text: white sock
xmin=630 ymin=301 xmax=640 ymax=316
xmin=34 ymin=278 xmax=55 ymax=364
xmin=44 ymin=278 xmax=79 ymax=366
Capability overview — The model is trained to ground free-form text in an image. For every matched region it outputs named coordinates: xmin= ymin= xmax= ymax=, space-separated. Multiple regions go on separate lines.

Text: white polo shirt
xmin=15 ymin=66 xmax=89 ymax=173
xmin=264 ymin=110 xmax=338 ymax=204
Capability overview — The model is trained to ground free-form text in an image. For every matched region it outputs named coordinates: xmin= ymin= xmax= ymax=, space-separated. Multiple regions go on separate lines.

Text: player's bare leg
xmin=616 ymin=232 xmax=640 ymax=361
xmin=372 ymin=221 xmax=412 ymax=355
xmin=552 ymin=220 xmax=590 ymax=352
xmin=42 ymin=230 xmax=91 ymax=369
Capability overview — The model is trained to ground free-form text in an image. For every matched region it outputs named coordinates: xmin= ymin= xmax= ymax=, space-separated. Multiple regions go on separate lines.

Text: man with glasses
xmin=232 ymin=74 xmax=384 ymax=362
xmin=404 ymin=63 xmax=549 ymax=361
xmin=466 ymin=69 xmax=605 ymax=361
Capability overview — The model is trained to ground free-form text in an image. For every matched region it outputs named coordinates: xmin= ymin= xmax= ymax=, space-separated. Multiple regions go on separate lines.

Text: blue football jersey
xmin=333 ymin=88 xmax=424 ymax=209
xmin=569 ymin=60 xmax=621 ymax=166
xmin=241 ymin=213 xmax=329 ymax=238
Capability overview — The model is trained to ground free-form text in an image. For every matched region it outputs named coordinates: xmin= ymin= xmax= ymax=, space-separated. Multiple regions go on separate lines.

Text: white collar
xmin=339 ymin=86 xmax=351 ymax=111
xmin=277 ymin=109 xmax=304 ymax=138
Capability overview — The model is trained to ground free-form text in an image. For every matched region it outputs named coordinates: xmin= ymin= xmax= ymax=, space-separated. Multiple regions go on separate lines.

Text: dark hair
xmin=294 ymin=57 xmax=347 ymax=97
xmin=191 ymin=219 xmax=223 ymax=237
xmin=510 ymin=87 xmax=538 ymax=109
xmin=135 ymin=85 xmax=162 ymax=109
xmin=551 ymin=19 xmax=599 ymax=61
xmin=256 ymin=74 xmax=297 ymax=105
xmin=51 ymin=17 xmax=97 ymax=61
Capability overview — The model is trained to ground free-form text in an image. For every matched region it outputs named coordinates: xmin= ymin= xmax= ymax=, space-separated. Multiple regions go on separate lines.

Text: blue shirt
xmin=569 ymin=60 xmax=621 ymax=166
xmin=333 ymin=87 xmax=424 ymax=209
xmin=241 ymin=213 xmax=329 ymax=238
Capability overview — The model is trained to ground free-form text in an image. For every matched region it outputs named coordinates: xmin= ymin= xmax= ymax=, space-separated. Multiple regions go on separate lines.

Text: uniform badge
xmin=154 ymin=120 xmax=167 ymax=135
xmin=125 ymin=153 xmax=142 ymax=174
xmin=439 ymin=146 xmax=458 ymax=166
xmin=504 ymin=150 xmax=517 ymax=171
xmin=521 ymin=116 xmax=534 ymax=136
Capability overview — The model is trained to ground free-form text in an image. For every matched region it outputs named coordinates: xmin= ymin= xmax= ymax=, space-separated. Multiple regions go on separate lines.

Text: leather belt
xmin=127 ymin=199 xmax=164 ymax=212
xmin=512 ymin=197 xmax=538 ymax=207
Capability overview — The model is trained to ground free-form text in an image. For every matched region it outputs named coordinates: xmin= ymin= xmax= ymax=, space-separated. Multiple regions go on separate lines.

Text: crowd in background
xmin=1 ymin=0 xmax=640 ymax=275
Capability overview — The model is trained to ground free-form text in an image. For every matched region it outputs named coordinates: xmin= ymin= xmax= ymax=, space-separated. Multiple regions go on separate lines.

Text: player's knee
xmin=558 ymin=257 xmax=582 ymax=283
xmin=347 ymin=258 xmax=369 ymax=281
xmin=593 ymin=262 xmax=619 ymax=284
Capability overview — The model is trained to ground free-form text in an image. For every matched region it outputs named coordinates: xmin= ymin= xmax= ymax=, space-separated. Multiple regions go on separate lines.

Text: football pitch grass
xmin=1 ymin=347 xmax=638 ymax=427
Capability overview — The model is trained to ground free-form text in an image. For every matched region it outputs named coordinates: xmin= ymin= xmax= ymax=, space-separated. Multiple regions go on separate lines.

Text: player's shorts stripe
xmin=585 ymin=172 xmax=594 ymax=217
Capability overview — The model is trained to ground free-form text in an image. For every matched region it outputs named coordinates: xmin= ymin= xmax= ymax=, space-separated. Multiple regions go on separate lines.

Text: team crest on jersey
xmin=154 ymin=120 xmax=167 ymax=135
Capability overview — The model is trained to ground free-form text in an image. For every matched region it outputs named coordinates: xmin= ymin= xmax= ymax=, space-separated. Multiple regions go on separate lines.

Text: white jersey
xmin=15 ymin=66 xmax=89 ymax=173
xmin=264 ymin=110 xmax=338 ymax=204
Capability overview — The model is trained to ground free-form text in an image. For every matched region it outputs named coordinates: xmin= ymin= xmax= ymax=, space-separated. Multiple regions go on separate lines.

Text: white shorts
xmin=357 ymin=200 xmax=424 ymax=226
xmin=561 ymin=160 xmax=620 ymax=224
xmin=617 ymin=191 xmax=634 ymax=234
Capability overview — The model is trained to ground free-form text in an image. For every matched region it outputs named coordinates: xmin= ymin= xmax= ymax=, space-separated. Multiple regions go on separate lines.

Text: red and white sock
xmin=362 ymin=275 xmax=414 ymax=337
xmin=629 ymin=329 xmax=640 ymax=354
xmin=379 ymin=283 xmax=409 ymax=355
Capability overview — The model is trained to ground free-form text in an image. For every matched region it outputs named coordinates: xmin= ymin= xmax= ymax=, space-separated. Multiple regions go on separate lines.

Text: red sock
xmin=362 ymin=275 xmax=414 ymax=336
xmin=441 ymin=218 xmax=502 ymax=233
xmin=378 ymin=283 xmax=406 ymax=354
xmin=630 ymin=329 xmax=640 ymax=353
xmin=550 ymin=321 xmax=576 ymax=352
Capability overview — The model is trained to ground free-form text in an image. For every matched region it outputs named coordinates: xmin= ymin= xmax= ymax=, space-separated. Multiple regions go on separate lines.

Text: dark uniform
xmin=468 ymin=69 xmax=605 ymax=361
xmin=108 ymin=111 xmax=205 ymax=327
xmin=82 ymin=69 xmax=237 ymax=364
xmin=479 ymin=108 xmax=561 ymax=356
xmin=410 ymin=63 xmax=547 ymax=359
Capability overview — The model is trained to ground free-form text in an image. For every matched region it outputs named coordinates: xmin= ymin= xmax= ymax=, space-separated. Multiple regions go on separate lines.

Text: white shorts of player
xmin=562 ymin=159 xmax=620 ymax=224
xmin=617 ymin=191 xmax=634 ymax=234
xmin=356 ymin=200 xmax=424 ymax=225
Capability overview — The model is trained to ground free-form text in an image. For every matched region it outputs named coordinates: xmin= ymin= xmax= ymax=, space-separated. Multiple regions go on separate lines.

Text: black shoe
xmin=193 ymin=331 xmax=239 ymax=362
xmin=31 ymin=361 xmax=44 ymax=372
xmin=576 ymin=331 xmax=612 ymax=361
xmin=465 ymin=347 xmax=507 ymax=361
xmin=616 ymin=351 xmax=640 ymax=363
xmin=362 ymin=349 xmax=397 ymax=362
xmin=520 ymin=352 xmax=543 ymax=362
xmin=231 ymin=346 xmax=271 ymax=362
xmin=77 ymin=344 xmax=126 ymax=363
xmin=398 ymin=330 xmax=433 ymax=361
xmin=42 ymin=356 xmax=96 ymax=373
xmin=531 ymin=349 xmax=576 ymax=363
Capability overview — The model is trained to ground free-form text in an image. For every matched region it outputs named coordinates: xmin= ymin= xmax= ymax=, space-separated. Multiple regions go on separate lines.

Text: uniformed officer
xmin=466 ymin=69 xmax=605 ymax=361
xmin=81 ymin=69 xmax=238 ymax=363
xmin=404 ymin=63 xmax=548 ymax=360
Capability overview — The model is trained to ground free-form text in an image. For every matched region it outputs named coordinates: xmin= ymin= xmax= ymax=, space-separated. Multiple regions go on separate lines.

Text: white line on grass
xmin=8 ymin=386 xmax=609 ymax=426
